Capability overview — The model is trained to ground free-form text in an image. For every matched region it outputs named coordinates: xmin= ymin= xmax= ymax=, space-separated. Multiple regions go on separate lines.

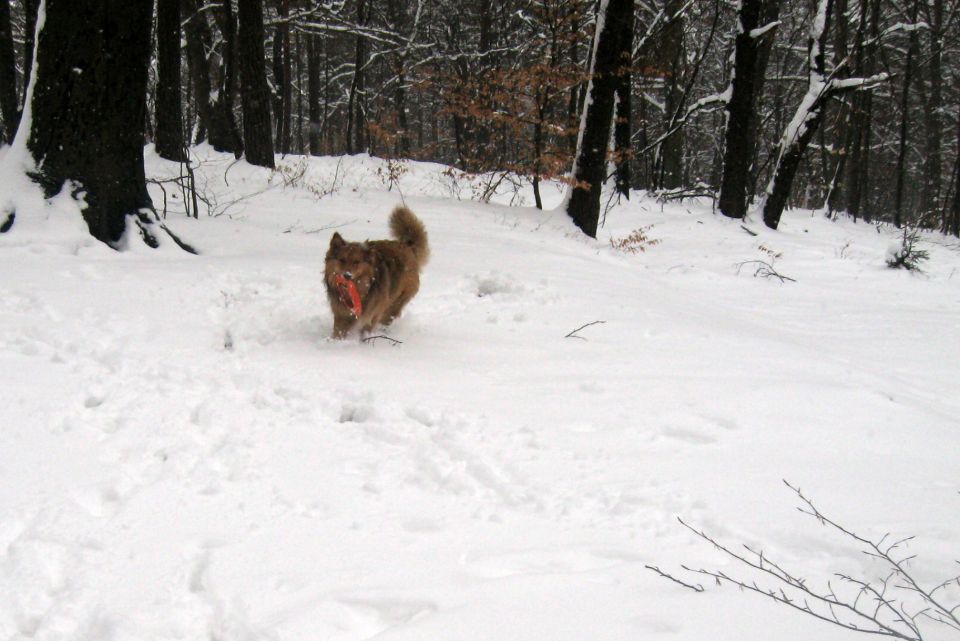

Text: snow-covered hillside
xmin=2 ymin=148 xmax=958 ymax=641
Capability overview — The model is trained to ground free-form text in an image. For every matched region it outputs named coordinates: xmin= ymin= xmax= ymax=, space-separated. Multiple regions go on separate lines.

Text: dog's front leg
xmin=332 ymin=315 xmax=354 ymax=339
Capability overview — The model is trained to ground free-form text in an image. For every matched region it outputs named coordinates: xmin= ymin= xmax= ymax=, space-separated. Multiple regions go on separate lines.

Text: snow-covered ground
xmin=2 ymin=147 xmax=958 ymax=641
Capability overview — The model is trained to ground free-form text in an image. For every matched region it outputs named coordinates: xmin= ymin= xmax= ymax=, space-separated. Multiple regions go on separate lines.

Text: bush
xmin=886 ymin=227 xmax=930 ymax=272
xmin=610 ymin=225 xmax=660 ymax=254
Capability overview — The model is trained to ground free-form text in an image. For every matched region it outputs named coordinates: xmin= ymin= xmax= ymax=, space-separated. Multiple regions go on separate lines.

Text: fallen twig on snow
xmin=565 ymin=320 xmax=607 ymax=340
xmin=735 ymin=260 xmax=796 ymax=283
xmin=361 ymin=334 xmax=403 ymax=346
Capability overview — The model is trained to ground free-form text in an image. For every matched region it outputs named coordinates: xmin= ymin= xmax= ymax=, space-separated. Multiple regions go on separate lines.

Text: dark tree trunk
xmin=893 ymin=0 xmax=920 ymax=228
xmin=281 ymin=38 xmax=291 ymax=155
xmin=237 ymin=0 xmax=274 ymax=167
xmin=921 ymin=0 xmax=943 ymax=223
xmin=452 ymin=114 xmax=466 ymax=170
xmin=272 ymin=0 xmax=291 ymax=154
xmin=744 ymin=0 xmax=780 ymax=203
xmin=533 ymin=96 xmax=545 ymax=209
xmin=28 ymin=0 xmax=188 ymax=249
xmin=845 ymin=0 xmax=879 ymax=222
xmin=323 ymin=35 xmax=332 ymax=152
xmin=636 ymin=74 xmax=650 ymax=189
xmin=208 ymin=0 xmax=243 ymax=155
xmin=566 ymin=0 xmax=634 ymax=238
xmin=295 ymin=31 xmax=303 ymax=152
xmin=951 ymin=105 xmax=960 ymax=237
xmin=824 ymin=0 xmax=849 ymax=214
xmin=762 ymin=0 xmax=836 ymax=230
xmin=658 ymin=0 xmax=685 ymax=190
xmin=183 ymin=0 xmax=212 ymax=143
xmin=566 ymin=2 xmax=581 ymax=154
xmin=393 ymin=65 xmax=409 ymax=157
xmin=717 ymin=0 xmax=764 ymax=219
xmin=22 ymin=0 xmax=37 ymax=106
xmin=385 ymin=0 xmax=409 ymax=157
xmin=473 ymin=0 xmax=493 ymax=157
xmin=613 ymin=4 xmax=633 ymax=199
xmin=829 ymin=0 xmax=867 ymax=216
xmin=307 ymin=33 xmax=321 ymax=155
xmin=155 ymin=0 xmax=186 ymax=160
xmin=0 ymin=0 xmax=18 ymax=142
xmin=271 ymin=21 xmax=283 ymax=146
xmin=346 ymin=0 xmax=367 ymax=155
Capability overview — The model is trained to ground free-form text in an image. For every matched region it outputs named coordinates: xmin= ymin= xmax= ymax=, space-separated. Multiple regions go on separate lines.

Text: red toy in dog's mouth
xmin=334 ymin=274 xmax=363 ymax=317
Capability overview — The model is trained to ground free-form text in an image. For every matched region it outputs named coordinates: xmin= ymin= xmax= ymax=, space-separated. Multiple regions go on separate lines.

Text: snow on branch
xmin=831 ymin=72 xmax=890 ymax=92
xmin=749 ymin=20 xmax=781 ymax=39
xmin=634 ymin=89 xmax=730 ymax=152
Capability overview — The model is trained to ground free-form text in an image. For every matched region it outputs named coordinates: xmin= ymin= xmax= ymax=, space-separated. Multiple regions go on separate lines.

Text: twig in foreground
xmin=361 ymin=334 xmax=403 ymax=346
xmin=735 ymin=260 xmax=796 ymax=283
xmin=565 ymin=320 xmax=607 ymax=340
xmin=645 ymin=564 xmax=705 ymax=593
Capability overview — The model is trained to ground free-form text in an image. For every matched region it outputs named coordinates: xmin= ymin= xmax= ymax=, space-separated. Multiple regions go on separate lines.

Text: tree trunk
xmin=566 ymin=2 xmax=581 ymax=155
xmin=831 ymin=0 xmax=869 ymax=218
xmin=533 ymin=98 xmax=544 ymax=209
xmin=307 ymin=33 xmax=321 ymax=155
xmin=183 ymin=0 xmax=212 ymax=143
xmin=155 ymin=0 xmax=186 ymax=160
xmin=237 ymin=0 xmax=274 ymax=167
xmin=657 ymin=0 xmax=685 ymax=190
xmin=346 ymin=0 xmax=367 ymax=155
xmin=323 ymin=35 xmax=332 ymax=151
xmin=281 ymin=0 xmax=291 ymax=154
xmin=950 ymin=104 xmax=960 ymax=237
xmin=0 ymin=0 xmax=18 ymax=142
xmin=208 ymin=0 xmax=243 ymax=155
xmin=452 ymin=113 xmax=465 ymax=170
xmin=761 ymin=0 xmax=836 ymax=230
xmin=717 ymin=0 xmax=764 ymax=219
xmin=613 ymin=4 xmax=633 ymax=199
xmin=921 ymin=0 xmax=943 ymax=224
xmin=28 ymin=0 xmax=189 ymax=249
xmin=22 ymin=0 xmax=37 ymax=106
xmin=893 ymin=0 xmax=920 ymax=228
xmin=386 ymin=0 xmax=409 ymax=157
xmin=295 ymin=30 xmax=303 ymax=152
xmin=271 ymin=0 xmax=291 ymax=155
xmin=845 ymin=0 xmax=879 ymax=222
xmin=566 ymin=0 xmax=634 ymax=238
xmin=824 ymin=0 xmax=849 ymax=214
xmin=744 ymin=0 xmax=780 ymax=205
xmin=393 ymin=64 xmax=409 ymax=157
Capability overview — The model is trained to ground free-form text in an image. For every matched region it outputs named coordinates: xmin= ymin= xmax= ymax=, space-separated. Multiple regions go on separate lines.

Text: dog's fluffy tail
xmin=389 ymin=205 xmax=429 ymax=267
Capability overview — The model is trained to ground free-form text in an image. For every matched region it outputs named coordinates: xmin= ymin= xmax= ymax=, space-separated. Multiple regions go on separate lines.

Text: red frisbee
xmin=334 ymin=274 xmax=362 ymax=317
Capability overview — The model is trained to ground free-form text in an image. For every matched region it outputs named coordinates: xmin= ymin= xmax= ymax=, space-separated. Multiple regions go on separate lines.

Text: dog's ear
xmin=329 ymin=232 xmax=345 ymax=250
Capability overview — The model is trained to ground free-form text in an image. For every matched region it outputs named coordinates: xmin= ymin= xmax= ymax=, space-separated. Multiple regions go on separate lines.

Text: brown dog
xmin=324 ymin=206 xmax=429 ymax=339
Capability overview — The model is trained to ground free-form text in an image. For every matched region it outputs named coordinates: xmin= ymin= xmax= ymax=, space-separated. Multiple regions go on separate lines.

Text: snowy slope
xmin=1 ymin=147 xmax=958 ymax=641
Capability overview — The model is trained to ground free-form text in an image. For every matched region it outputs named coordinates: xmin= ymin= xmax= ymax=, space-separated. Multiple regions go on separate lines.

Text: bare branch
xmin=645 ymin=564 xmax=705 ymax=593
xmin=564 ymin=320 xmax=607 ymax=340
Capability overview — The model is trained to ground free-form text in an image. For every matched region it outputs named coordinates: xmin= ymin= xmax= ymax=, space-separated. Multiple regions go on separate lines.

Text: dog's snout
xmin=343 ymin=271 xmax=353 ymax=281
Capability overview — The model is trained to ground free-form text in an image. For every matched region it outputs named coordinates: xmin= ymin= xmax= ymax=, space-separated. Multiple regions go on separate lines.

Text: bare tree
xmin=155 ymin=0 xmax=186 ymax=160
xmin=760 ymin=0 xmax=886 ymax=230
xmin=566 ymin=0 xmax=634 ymax=237
xmin=0 ymin=0 xmax=18 ymax=142
xmin=718 ymin=0 xmax=771 ymax=220
xmin=209 ymin=0 xmax=244 ymax=155
xmin=26 ymin=0 xmax=191 ymax=249
xmin=238 ymin=0 xmax=275 ymax=167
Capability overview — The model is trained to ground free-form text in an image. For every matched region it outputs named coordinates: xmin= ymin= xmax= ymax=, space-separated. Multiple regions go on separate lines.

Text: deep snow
xmin=1 ymin=148 xmax=958 ymax=641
